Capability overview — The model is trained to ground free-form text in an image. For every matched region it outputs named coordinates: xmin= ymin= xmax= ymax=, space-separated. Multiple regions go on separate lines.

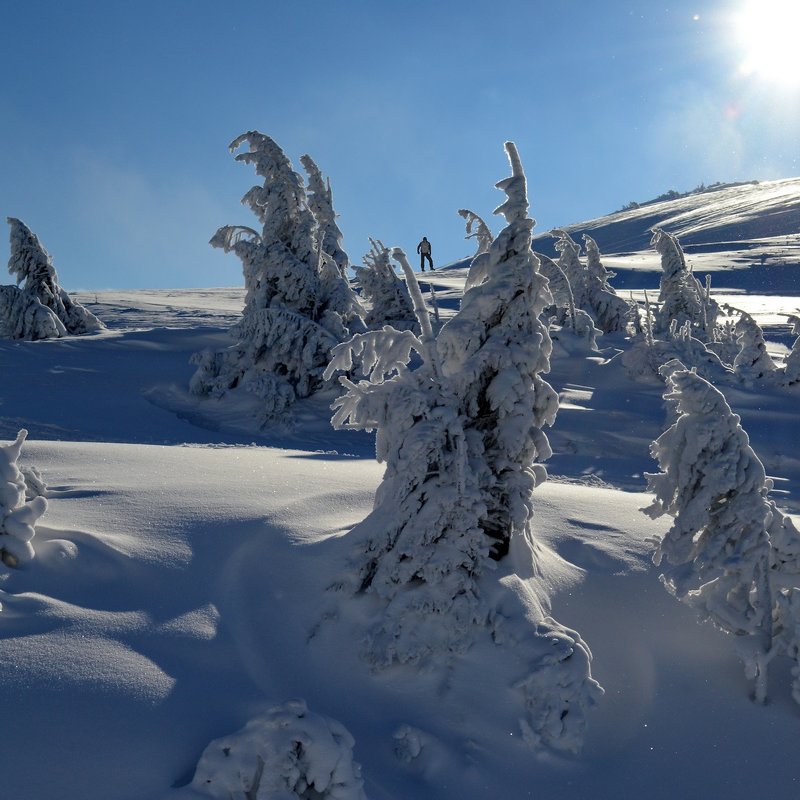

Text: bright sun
xmin=733 ymin=0 xmax=800 ymax=86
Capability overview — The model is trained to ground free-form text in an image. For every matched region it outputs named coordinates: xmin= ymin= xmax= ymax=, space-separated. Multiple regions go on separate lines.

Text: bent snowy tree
xmin=0 ymin=218 xmax=103 ymax=340
xmin=644 ymin=364 xmax=800 ymax=704
xmin=325 ymin=143 xmax=602 ymax=753
xmin=651 ymin=228 xmax=717 ymax=339
xmin=190 ymin=132 xmax=364 ymax=423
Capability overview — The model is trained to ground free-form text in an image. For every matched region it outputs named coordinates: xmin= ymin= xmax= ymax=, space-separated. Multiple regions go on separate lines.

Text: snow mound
xmin=191 ymin=700 xmax=367 ymax=800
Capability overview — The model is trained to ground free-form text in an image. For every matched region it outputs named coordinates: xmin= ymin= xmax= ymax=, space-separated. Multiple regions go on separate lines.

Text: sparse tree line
xmin=3 ymin=130 xmax=800 ymax=784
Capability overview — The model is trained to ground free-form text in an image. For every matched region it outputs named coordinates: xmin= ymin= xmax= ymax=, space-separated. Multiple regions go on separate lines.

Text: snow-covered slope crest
xmin=539 ymin=177 xmax=800 ymax=253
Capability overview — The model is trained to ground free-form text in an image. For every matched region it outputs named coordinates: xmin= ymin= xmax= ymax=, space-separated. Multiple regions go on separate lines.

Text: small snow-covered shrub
xmin=1 ymin=218 xmax=103 ymax=340
xmin=733 ymin=311 xmax=778 ymax=384
xmin=0 ymin=430 xmax=47 ymax=568
xmin=191 ymin=700 xmax=366 ymax=800
xmin=21 ymin=465 xmax=47 ymax=500
xmin=621 ymin=321 xmax=732 ymax=384
xmin=548 ymin=231 xmax=626 ymax=335
xmin=554 ymin=307 xmax=601 ymax=351
xmin=706 ymin=317 xmax=740 ymax=367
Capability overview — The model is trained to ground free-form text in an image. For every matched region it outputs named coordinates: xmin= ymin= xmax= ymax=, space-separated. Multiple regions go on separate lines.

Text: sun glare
xmin=734 ymin=0 xmax=800 ymax=86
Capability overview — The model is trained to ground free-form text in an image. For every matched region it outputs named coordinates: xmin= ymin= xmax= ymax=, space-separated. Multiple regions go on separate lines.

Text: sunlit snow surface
xmin=1 ymin=239 xmax=799 ymax=797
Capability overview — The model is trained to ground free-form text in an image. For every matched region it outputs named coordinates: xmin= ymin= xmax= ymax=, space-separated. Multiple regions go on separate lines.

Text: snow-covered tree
xmin=352 ymin=238 xmax=418 ymax=332
xmin=626 ymin=294 xmax=644 ymax=337
xmin=644 ymin=366 xmax=782 ymax=702
xmin=458 ymin=208 xmax=494 ymax=255
xmin=191 ymin=700 xmax=366 ymax=800
xmin=439 ymin=143 xmax=562 ymax=561
xmin=549 ymin=230 xmax=626 ymax=334
xmin=300 ymin=154 xmax=348 ymax=276
xmin=783 ymin=334 xmax=800 ymax=386
xmin=190 ymin=132 xmax=362 ymax=423
xmin=581 ymin=234 xmax=628 ymax=333
xmin=1 ymin=218 xmax=103 ymax=340
xmin=325 ymin=143 xmax=602 ymax=753
xmin=651 ymin=228 xmax=716 ymax=339
xmin=554 ymin=229 xmax=588 ymax=310
xmin=733 ymin=311 xmax=778 ymax=383
xmin=536 ymin=252 xmax=575 ymax=324
xmin=0 ymin=430 xmax=47 ymax=569
xmin=300 ymin=154 xmax=366 ymax=333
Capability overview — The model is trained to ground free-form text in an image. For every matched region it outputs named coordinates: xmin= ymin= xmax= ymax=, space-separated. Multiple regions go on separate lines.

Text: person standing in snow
xmin=416 ymin=236 xmax=434 ymax=271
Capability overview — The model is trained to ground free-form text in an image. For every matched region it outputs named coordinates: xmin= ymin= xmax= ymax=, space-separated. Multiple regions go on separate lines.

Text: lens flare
xmin=734 ymin=0 xmax=800 ymax=86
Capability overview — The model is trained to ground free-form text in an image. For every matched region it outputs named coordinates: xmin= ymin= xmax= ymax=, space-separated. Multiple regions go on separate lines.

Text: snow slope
xmin=1 ymin=235 xmax=800 ymax=797
xmin=533 ymin=178 xmax=800 ymax=293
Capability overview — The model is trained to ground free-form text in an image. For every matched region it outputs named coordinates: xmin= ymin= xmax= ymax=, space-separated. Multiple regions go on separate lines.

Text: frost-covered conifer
xmin=300 ymin=154 xmax=347 ymax=276
xmin=352 ymin=238 xmax=418 ymax=332
xmin=626 ymin=295 xmax=644 ymax=337
xmin=783 ymin=335 xmax=800 ymax=386
xmin=581 ymin=234 xmax=628 ymax=333
xmin=300 ymin=154 xmax=365 ymax=332
xmin=536 ymin=252 xmax=575 ymax=324
xmin=326 ymin=143 xmax=602 ymax=753
xmin=554 ymin=229 xmax=588 ymax=310
xmin=551 ymin=230 xmax=626 ymax=334
xmin=458 ymin=208 xmax=494 ymax=255
xmin=190 ymin=132 xmax=361 ymax=422
xmin=733 ymin=311 xmax=777 ymax=383
xmin=651 ymin=228 xmax=715 ymax=338
xmin=0 ymin=218 xmax=103 ymax=340
xmin=191 ymin=700 xmax=366 ymax=800
xmin=439 ymin=143 xmax=561 ymax=561
xmin=644 ymin=366 xmax=778 ymax=701
xmin=0 ymin=430 xmax=47 ymax=568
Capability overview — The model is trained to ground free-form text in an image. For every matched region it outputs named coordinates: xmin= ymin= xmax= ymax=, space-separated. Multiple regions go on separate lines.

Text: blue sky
xmin=2 ymin=0 xmax=798 ymax=289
